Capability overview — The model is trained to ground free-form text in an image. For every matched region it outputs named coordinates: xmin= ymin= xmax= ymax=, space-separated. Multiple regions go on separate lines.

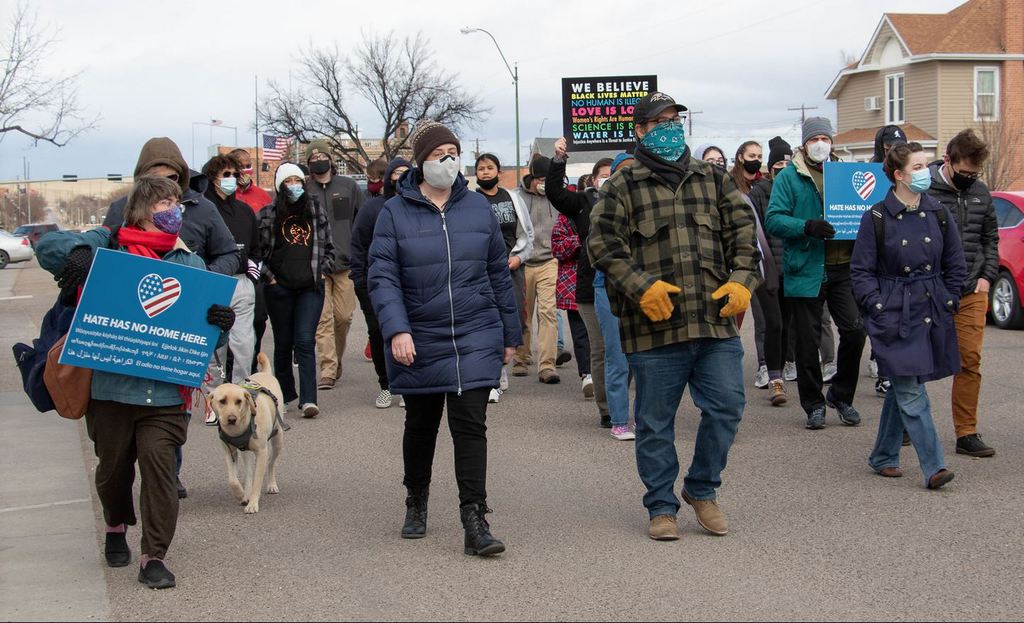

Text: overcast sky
xmin=1 ymin=0 xmax=965 ymax=182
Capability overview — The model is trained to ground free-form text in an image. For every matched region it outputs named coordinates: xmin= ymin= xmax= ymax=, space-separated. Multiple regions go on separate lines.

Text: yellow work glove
xmin=639 ymin=280 xmax=681 ymax=322
xmin=712 ymin=282 xmax=752 ymax=318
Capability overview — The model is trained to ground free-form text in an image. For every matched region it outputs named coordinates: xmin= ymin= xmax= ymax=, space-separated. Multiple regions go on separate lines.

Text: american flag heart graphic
xmin=852 ymin=171 xmax=876 ymax=200
xmin=137 ymin=273 xmax=181 ymax=318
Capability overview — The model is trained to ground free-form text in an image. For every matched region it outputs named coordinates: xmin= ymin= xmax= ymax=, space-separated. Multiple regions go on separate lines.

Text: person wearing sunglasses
xmin=926 ymin=129 xmax=999 ymax=459
xmin=229 ymin=148 xmax=272 ymax=215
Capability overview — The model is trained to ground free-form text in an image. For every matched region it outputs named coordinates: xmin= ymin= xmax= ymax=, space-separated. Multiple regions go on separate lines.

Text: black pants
xmin=787 ymin=264 xmax=866 ymax=414
xmin=752 ymin=284 xmax=785 ymax=373
xmin=402 ymin=388 xmax=489 ymax=507
xmin=355 ymin=285 xmax=388 ymax=390
xmin=566 ymin=308 xmax=591 ymax=377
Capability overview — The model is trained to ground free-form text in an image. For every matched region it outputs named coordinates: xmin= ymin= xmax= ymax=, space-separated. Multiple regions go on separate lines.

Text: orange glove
xmin=639 ymin=280 xmax=681 ymax=322
xmin=712 ymin=282 xmax=752 ymax=318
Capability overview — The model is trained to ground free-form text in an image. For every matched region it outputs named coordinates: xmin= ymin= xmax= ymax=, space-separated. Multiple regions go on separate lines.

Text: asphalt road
xmin=2 ymin=259 xmax=1023 ymax=621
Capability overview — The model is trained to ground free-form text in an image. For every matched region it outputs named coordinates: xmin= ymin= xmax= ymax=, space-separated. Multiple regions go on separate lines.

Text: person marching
xmin=850 ymin=142 xmax=965 ymax=489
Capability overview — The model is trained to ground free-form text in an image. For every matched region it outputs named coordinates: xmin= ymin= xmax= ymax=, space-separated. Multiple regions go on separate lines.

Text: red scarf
xmin=117 ymin=226 xmax=177 ymax=259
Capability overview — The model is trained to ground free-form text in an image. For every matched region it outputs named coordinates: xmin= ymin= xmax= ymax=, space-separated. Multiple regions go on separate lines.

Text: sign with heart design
xmin=138 ymin=273 xmax=182 ymax=318
xmin=824 ymin=162 xmax=892 ymax=241
xmin=852 ymin=171 xmax=877 ymax=200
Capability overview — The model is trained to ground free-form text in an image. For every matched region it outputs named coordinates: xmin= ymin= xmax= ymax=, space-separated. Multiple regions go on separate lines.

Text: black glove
xmin=804 ymin=219 xmax=836 ymax=240
xmin=206 ymin=304 xmax=236 ymax=332
xmin=55 ymin=246 xmax=94 ymax=290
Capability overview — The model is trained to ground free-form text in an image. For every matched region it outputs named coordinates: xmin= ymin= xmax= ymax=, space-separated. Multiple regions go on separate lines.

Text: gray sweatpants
xmin=212 ymin=275 xmax=257 ymax=385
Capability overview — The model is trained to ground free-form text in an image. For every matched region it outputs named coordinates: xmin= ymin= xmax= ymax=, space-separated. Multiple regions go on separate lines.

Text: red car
xmin=989 ymin=192 xmax=1024 ymax=329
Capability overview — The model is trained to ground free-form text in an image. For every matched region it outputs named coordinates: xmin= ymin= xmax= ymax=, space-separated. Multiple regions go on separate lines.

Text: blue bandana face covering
xmin=641 ymin=119 xmax=687 ymax=161
xmin=152 ymin=205 xmax=183 ymax=234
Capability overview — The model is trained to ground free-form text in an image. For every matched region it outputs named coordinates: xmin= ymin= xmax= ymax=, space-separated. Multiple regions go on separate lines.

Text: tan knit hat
xmin=411 ymin=121 xmax=460 ymax=167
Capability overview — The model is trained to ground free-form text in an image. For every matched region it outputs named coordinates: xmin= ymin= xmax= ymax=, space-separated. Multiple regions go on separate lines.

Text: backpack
xmin=12 ymin=295 xmax=76 ymax=413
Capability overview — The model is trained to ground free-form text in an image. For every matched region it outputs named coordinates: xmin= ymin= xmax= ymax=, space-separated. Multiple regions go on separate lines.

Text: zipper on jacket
xmin=440 ymin=211 xmax=463 ymax=395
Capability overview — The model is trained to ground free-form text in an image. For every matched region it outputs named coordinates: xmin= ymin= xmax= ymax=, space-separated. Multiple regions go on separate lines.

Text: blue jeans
xmin=265 ymin=283 xmax=324 ymax=406
xmin=594 ymin=285 xmax=630 ymax=426
xmin=627 ymin=337 xmax=745 ymax=517
xmin=869 ymin=376 xmax=946 ymax=486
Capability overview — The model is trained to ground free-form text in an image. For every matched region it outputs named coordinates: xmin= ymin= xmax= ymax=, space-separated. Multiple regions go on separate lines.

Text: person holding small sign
xmin=850 ymin=142 xmax=966 ymax=489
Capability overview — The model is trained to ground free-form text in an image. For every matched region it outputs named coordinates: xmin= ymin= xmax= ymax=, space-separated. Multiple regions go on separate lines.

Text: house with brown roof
xmin=826 ymin=0 xmax=1024 ymax=189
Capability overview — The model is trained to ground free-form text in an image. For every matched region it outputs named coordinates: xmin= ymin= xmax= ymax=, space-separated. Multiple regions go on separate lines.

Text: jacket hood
xmin=384 ymin=157 xmax=413 ymax=199
xmin=872 ymin=125 xmax=908 ymax=163
xmin=395 ymin=168 xmax=469 ymax=206
xmin=188 ymin=169 xmax=208 ymax=195
xmin=133 ymin=137 xmax=190 ymax=195
xmin=928 ymin=161 xmax=957 ymax=193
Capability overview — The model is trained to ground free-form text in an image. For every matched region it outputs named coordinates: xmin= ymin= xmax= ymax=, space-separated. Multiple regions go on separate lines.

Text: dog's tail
xmin=256 ymin=352 xmax=272 ymax=374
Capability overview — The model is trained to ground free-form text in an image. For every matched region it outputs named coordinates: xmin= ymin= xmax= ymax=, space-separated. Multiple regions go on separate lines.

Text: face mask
xmin=422 ymin=154 xmax=460 ymax=190
xmin=903 ymin=168 xmax=932 ymax=194
xmin=367 ymin=180 xmax=384 ymax=194
xmin=477 ymin=176 xmax=499 ymax=190
xmin=806 ymin=140 xmax=832 ymax=163
xmin=219 ymin=177 xmax=237 ymax=195
xmin=536 ymin=182 xmax=546 ymax=194
xmin=596 ymin=177 xmax=607 ymax=190
xmin=772 ymin=165 xmax=786 ymax=179
xmin=286 ymin=183 xmax=305 ymax=201
xmin=640 ymin=119 xmax=687 ymax=161
xmin=309 ymin=160 xmax=331 ymax=175
xmin=742 ymin=160 xmax=762 ymax=175
xmin=152 ymin=205 xmax=183 ymax=235
xmin=951 ymin=169 xmax=976 ymax=192
xmin=238 ymin=171 xmax=252 ymax=187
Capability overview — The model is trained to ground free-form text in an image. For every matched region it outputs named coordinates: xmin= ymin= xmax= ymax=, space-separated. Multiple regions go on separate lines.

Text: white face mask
xmin=422 ymin=154 xmax=461 ymax=190
xmin=596 ymin=177 xmax=608 ymax=190
xmin=807 ymin=140 xmax=832 ymax=163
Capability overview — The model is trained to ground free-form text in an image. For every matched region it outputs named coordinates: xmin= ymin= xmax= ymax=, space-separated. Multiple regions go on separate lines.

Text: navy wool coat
xmin=368 ymin=171 xmax=523 ymax=395
xmin=850 ymin=190 xmax=967 ymax=382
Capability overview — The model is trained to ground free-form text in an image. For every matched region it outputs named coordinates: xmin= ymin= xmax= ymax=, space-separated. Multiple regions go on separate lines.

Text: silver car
xmin=0 ymin=230 xmax=34 ymax=269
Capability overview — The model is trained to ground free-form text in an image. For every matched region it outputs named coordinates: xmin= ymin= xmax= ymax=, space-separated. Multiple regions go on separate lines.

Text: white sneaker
xmin=783 ymin=361 xmax=797 ymax=382
xmin=581 ymin=374 xmax=594 ymax=399
xmin=204 ymin=402 xmax=218 ymax=426
xmin=398 ymin=395 xmax=405 ymax=408
xmin=611 ymin=424 xmax=635 ymax=440
xmin=375 ymin=389 xmax=393 ymax=409
xmin=754 ymin=365 xmax=769 ymax=389
xmin=499 ymin=366 xmax=509 ymax=391
xmin=488 ymin=388 xmax=502 ymax=404
xmin=301 ymin=403 xmax=319 ymax=418
xmin=868 ymin=359 xmax=879 ymax=379
xmin=821 ymin=361 xmax=838 ymax=383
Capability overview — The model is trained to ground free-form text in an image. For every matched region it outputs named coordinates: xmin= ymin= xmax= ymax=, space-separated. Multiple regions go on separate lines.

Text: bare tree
xmin=260 ymin=32 xmax=488 ymax=174
xmin=976 ymin=118 xmax=1024 ymax=191
xmin=0 ymin=3 xmax=98 ymax=146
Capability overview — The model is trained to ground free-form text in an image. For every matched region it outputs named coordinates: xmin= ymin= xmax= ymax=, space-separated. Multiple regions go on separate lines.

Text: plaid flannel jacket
xmin=587 ymin=157 xmax=762 ymax=354
xmin=256 ymin=196 xmax=335 ymax=285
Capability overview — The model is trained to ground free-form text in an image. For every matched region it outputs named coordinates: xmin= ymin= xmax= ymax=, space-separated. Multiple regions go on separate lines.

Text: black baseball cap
xmin=633 ymin=92 xmax=688 ymax=124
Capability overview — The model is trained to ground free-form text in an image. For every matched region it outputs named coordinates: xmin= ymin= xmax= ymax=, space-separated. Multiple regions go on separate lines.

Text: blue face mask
xmin=640 ymin=119 xmax=687 ymax=161
xmin=152 ymin=205 xmax=183 ymax=235
xmin=906 ymin=168 xmax=932 ymax=194
xmin=219 ymin=176 xmax=237 ymax=196
xmin=286 ymin=183 xmax=305 ymax=202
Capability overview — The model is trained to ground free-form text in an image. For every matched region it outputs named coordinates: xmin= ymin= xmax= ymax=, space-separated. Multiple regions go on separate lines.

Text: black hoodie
xmin=350 ymin=158 xmax=412 ymax=290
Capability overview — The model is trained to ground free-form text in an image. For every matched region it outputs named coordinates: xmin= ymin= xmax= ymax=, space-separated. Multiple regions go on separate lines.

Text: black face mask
xmin=476 ymin=176 xmax=500 ymax=190
xmin=743 ymin=160 xmax=762 ymax=175
xmin=309 ymin=160 xmax=331 ymax=175
xmin=952 ymin=169 xmax=977 ymax=192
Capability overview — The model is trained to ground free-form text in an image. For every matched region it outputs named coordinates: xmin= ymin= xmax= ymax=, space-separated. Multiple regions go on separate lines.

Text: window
xmin=885 ymin=73 xmax=905 ymax=124
xmin=993 ymin=197 xmax=1024 ymax=229
xmin=975 ymin=67 xmax=999 ymax=121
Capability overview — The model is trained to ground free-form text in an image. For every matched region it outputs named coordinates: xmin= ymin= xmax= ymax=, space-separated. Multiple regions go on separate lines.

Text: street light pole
xmin=461 ymin=27 xmax=521 ymax=186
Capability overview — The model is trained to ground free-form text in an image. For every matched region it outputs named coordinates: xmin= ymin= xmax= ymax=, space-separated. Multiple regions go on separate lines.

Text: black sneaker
xmin=956 ymin=434 xmax=995 ymax=458
xmin=600 ymin=414 xmax=612 ymax=429
xmin=138 ymin=559 xmax=176 ymax=589
xmin=176 ymin=477 xmax=187 ymax=499
xmin=805 ymin=406 xmax=826 ymax=430
xmin=104 ymin=532 xmax=131 ymax=567
xmin=875 ymin=378 xmax=891 ymax=395
xmin=556 ymin=350 xmax=572 ymax=367
xmin=826 ymin=390 xmax=861 ymax=426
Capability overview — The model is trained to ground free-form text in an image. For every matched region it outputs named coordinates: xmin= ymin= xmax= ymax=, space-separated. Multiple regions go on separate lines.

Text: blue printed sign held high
xmin=823 ymin=162 xmax=893 ymax=240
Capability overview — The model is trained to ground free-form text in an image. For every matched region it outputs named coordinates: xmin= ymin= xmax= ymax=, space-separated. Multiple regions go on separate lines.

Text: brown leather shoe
xmin=681 ymin=490 xmax=728 ymax=536
xmin=511 ymin=363 xmax=529 ymax=377
xmin=768 ymin=379 xmax=788 ymax=406
xmin=876 ymin=467 xmax=903 ymax=478
xmin=648 ymin=514 xmax=680 ymax=541
xmin=538 ymin=369 xmax=561 ymax=384
xmin=927 ymin=469 xmax=955 ymax=490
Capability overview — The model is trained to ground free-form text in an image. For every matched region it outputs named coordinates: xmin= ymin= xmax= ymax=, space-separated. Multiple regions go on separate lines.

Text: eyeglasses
xmin=309 ymin=154 xmax=330 ymax=162
xmin=952 ymin=166 xmax=981 ymax=180
xmin=240 ymin=167 xmax=253 ymax=174
xmin=221 ymin=171 xmax=240 ymax=178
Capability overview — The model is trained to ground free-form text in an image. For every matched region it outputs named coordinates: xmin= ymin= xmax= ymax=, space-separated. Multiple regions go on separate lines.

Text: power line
xmin=787 ymin=103 xmax=819 ymax=124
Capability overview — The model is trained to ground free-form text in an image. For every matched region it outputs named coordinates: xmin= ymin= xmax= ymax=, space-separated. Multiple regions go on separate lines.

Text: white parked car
xmin=0 ymin=231 xmax=34 ymax=269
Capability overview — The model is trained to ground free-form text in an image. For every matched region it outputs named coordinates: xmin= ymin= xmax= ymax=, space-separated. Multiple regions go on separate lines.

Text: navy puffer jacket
xmin=368 ymin=170 xmax=522 ymax=395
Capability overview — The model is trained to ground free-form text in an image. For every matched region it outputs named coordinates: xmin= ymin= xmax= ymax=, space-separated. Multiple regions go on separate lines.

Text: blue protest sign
xmin=823 ymin=162 xmax=892 ymax=240
xmin=60 ymin=248 xmax=236 ymax=387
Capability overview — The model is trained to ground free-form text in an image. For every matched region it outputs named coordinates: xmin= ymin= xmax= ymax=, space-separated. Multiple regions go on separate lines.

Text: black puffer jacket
xmin=927 ymin=162 xmax=999 ymax=295
xmin=748 ymin=177 xmax=784 ymax=276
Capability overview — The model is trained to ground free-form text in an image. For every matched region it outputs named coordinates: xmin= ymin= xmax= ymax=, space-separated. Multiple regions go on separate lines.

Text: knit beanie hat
xmin=694 ymin=144 xmax=725 ymax=161
xmin=304 ymin=140 xmax=333 ymax=164
xmin=802 ymin=117 xmax=834 ymax=145
xmin=611 ymin=153 xmax=635 ymax=173
xmin=411 ymin=121 xmax=461 ymax=168
xmin=275 ymin=163 xmax=306 ymax=190
xmin=767 ymin=136 xmax=793 ymax=170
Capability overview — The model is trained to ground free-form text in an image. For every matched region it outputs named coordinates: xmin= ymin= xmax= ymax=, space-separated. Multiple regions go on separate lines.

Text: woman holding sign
xmin=850 ymin=142 xmax=966 ymax=490
xmin=36 ymin=175 xmax=236 ymax=589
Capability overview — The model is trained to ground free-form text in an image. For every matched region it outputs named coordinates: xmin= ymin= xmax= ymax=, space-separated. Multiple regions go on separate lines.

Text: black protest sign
xmin=561 ymin=76 xmax=657 ymax=151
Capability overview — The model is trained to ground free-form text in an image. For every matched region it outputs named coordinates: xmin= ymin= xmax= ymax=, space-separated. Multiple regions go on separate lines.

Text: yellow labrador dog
xmin=210 ymin=353 xmax=286 ymax=514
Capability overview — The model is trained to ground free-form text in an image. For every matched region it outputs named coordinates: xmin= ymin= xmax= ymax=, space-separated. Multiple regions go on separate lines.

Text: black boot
xmin=460 ymin=503 xmax=505 ymax=557
xmin=401 ymin=488 xmax=429 ymax=539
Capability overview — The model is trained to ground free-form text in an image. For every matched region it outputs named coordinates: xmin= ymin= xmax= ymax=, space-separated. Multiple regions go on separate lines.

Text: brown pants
xmin=85 ymin=400 xmax=188 ymax=559
xmin=952 ymin=290 xmax=988 ymax=438
xmin=316 ymin=270 xmax=356 ymax=380
xmin=515 ymin=259 xmax=558 ymax=374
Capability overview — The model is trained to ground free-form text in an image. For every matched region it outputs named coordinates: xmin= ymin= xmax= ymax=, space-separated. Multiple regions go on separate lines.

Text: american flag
xmin=262 ymin=134 xmax=291 ymax=161
xmin=139 ymin=275 xmax=181 ymax=318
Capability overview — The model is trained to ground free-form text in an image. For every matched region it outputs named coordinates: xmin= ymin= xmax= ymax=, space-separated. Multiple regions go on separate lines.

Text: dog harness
xmin=218 ymin=380 xmax=290 ymax=452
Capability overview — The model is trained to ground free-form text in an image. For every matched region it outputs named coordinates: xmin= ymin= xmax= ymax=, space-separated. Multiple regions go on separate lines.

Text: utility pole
xmin=788 ymin=103 xmax=819 ymax=124
xmin=686 ymin=111 xmax=704 ymax=137
xmin=472 ymin=138 xmax=487 ymax=160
